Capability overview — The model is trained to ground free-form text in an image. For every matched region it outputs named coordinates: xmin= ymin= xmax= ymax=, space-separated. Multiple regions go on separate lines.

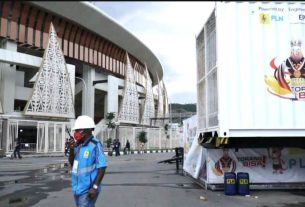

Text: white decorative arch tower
xmin=118 ymin=52 xmax=139 ymax=124
xmin=155 ymin=72 xmax=164 ymax=126
xmin=24 ymin=23 xmax=75 ymax=118
xmin=162 ymin=81 xmax=169 ymax=116
xmin=140 ymin=64 xmax=155 ymax=125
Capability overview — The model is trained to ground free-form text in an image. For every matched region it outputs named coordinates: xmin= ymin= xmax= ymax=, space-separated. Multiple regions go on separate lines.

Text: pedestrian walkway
xmin=1 ymin=153 xmax=305 ymax=207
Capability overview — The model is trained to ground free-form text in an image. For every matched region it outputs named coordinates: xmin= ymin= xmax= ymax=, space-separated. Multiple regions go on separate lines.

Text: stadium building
xmin=0 ymin=1 xmax=171 ymax=155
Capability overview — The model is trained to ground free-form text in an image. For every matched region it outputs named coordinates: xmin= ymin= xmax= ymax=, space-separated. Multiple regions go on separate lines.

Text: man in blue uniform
xmin=68 ymin=115 xmax=107 ymax=207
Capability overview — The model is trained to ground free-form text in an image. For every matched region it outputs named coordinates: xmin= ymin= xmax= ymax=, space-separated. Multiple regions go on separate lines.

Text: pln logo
xmin=260 ymin=13 xmax=284 ymax=24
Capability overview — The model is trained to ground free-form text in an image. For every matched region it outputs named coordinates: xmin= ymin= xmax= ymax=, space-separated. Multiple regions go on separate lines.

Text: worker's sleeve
xmin=95 ymin=142 xmax=107 ymax=168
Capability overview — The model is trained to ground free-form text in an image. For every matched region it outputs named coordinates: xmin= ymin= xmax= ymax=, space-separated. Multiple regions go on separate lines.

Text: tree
xmin=137 ymin=131 xmax=147 ymax=152
xmin=105 ymin=112 xmax=116 ymax=140
xmin=164 ymin=123 xmax=169 ymax=131
xmin=164 ymin=124 xmax=170 ymax=148
xmin=106 ymin=112 xmax=116 ymax=129
xmin=106 ymin=138 xmax=112 ymax=148
xmin=105 ymin=112 xmax=116 ymax=156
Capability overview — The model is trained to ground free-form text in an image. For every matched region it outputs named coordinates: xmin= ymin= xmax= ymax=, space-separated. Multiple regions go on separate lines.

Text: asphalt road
xmin=0 ymin=153 xmax=305 ymax=207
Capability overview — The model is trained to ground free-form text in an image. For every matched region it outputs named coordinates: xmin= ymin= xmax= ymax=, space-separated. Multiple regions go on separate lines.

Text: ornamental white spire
xmin=162 ymin=81 xmax=169 ymax=116
xmin=140 ymin=64 xmax=155 ymax=125
xmin=155 ymin=72 xmax=164 ymax=126
xmin=24 ymin=23 xmax=75 ymax=118
xmin=0 ymin=100 xmax=3 ymax=114
xmin=118 ymin=52 xmax=139 ymax=124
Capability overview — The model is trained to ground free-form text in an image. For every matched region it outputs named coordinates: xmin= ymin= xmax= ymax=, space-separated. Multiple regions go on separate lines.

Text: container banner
xmin=198 ymin=148 xmax=208 ymax=182
xmin=182 ymin=115 xmax=202 ymax=178
xmin=182 ymin=115 xmax=197 ymax=160
xmin=205 ymin=148 xmax=305 ymax=184
xmin=182 ymin=133 xmax=202 ymax=179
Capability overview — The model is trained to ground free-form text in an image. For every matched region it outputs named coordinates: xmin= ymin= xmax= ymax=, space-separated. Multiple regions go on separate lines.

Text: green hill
xmin=170 ymin=103 xmax=196 ymax=113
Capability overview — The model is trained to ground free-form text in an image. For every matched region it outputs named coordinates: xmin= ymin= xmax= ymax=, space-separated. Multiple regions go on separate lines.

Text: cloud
xmin=96 ymin=2 xmax=215 ymax=104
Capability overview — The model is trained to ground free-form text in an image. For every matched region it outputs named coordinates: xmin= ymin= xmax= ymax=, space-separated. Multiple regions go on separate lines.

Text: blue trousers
xmin=74 ymin=192 xmax=99 ymax=207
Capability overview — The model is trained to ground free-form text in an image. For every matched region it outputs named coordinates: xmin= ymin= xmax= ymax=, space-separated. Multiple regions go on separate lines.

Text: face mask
xmin=74 ymin=130 xmax=85 ymax=141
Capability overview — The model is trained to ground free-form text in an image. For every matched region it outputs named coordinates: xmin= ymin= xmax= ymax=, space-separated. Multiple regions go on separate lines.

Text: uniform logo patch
xmin=84 ymin=150 xmax=89 ymax=158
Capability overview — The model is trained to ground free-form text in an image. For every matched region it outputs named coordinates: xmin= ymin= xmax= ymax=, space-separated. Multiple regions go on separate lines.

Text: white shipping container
xmin=197 ymin=1 xmax=305 ymax=137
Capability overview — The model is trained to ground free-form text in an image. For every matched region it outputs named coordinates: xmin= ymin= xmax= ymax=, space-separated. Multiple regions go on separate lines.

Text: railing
xmin=20 ymin=143 xmax=36 ymax=152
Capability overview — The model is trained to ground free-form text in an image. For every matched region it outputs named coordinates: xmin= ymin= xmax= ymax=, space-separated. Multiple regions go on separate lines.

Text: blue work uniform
xmin=71 ymin=135 xmax=107 ymax=196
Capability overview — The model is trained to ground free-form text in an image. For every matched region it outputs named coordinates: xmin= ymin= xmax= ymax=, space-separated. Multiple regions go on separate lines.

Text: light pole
xmin=75 ymin=76 xmax=87 ymax=115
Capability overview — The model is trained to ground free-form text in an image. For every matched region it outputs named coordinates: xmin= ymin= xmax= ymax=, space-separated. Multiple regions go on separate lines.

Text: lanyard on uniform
xmin=72 ymin=143 xmax=82 ymax=174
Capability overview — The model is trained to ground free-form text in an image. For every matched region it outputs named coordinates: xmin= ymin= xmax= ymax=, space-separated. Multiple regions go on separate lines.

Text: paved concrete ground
xmin=0 ymin=152 xmax=305 ymax=207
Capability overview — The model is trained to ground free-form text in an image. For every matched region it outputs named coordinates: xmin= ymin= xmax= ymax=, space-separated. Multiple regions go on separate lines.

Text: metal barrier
xmin=158 ymin=147 xmax=184 ymax=171
xmin=175 ymin=147 xmax=184 ymax=170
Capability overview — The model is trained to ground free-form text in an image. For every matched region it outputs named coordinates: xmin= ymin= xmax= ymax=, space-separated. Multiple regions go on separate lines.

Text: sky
xmin=94 ymin=1 xmax=215 ymax=104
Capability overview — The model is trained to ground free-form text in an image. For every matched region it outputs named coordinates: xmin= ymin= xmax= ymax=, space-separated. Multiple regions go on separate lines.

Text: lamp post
xmin=75 ymin=76 xmax=87 ymax=115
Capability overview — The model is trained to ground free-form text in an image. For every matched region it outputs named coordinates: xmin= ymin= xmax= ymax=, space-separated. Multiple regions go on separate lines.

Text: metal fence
xmin=95 ymin=125 xmax=183 ymax=151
